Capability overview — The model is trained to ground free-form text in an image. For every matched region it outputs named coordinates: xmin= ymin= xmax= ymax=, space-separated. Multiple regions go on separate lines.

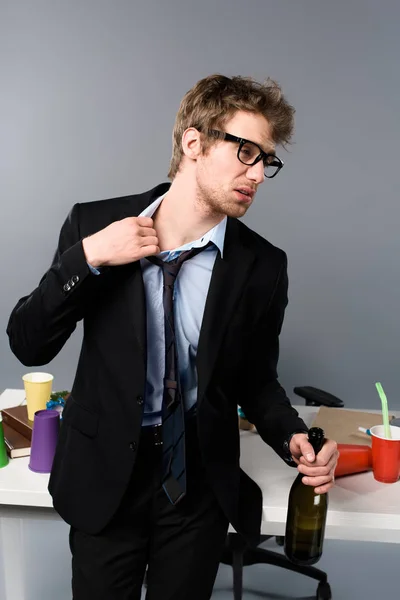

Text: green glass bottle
xmin=0 ymin=413 xmax=9 ymax=469
xmin=284 ymin=427 xmax=328 ymax=565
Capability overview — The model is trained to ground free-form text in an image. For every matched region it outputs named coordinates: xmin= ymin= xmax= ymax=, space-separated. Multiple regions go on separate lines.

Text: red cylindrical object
xmin=370 ymin=425 xmax=400 ymax=483
xmin=335 ymin=444 xmax=372 ymax=477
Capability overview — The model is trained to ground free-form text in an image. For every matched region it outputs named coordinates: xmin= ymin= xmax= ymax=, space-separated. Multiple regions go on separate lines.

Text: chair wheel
xmin=275 ymin=536 xmax=284 ymax=546
xmin=317 ymin=581 xmax=332 ymax=599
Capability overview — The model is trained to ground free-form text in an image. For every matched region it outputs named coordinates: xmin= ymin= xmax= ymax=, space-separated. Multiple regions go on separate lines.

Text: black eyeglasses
xmin=202 ymin=129 xmax=284 ymax=178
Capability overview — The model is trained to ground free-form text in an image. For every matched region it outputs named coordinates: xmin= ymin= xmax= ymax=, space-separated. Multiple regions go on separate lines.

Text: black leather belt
xmin=141 ymin=424 xmax=163 ymax=446
xmin=141 ymin=411 xmax=197 ymax=447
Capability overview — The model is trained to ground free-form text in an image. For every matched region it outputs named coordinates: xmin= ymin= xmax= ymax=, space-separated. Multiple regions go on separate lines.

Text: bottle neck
xmin=296 ymin=428 xmax=325 ymax=482
xmin=309 ymin=436 xmax=325 ymax=455
xmin=307 ymin=427 xmax=325 ymax=456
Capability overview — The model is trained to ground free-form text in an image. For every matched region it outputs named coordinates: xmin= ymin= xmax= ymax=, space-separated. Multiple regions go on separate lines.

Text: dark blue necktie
xmin=147 ymin=243 xmax=211 ymax=504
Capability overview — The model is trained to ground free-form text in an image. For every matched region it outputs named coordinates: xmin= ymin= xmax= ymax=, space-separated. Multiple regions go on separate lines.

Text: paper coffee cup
xmin=22 ymin=372 xmax=54 ymax=421
xmin=29 ymin=410 xmax=60 ymax=473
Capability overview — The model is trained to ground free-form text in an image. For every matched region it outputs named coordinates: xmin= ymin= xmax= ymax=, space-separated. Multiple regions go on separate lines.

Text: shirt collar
xmin=139 ymin=194 xmax=227 ymax=258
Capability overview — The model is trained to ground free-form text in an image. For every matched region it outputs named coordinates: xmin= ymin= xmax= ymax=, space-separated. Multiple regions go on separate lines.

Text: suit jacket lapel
xmin=124 ymin=262 xmax=147 ymax=364
xmin=117 ymin=182 xmax=171 ymax=364
xmin=196 ymin=218 xmax=256 ymax=404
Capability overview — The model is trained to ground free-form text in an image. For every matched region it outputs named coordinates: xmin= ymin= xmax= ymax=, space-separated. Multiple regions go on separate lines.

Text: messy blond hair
xmin=168 ymin=74 xmax=295 ymax=179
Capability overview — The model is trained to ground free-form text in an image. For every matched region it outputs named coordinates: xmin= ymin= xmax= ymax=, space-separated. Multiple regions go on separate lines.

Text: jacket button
xmin=129 ymin=441 xmax=137 ymax=451
xmin=63 ymin=283 xmax=71 ymax=292
xmin=72 ymin=275 xmax=80 ymax=284
xmin=136 ymin=395 xmax=143 ymax=405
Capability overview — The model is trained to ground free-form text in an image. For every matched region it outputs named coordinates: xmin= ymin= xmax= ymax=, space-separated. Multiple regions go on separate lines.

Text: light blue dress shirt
xmin=139 ymin=195 xmax=226 ymax=425
xmin=87 ymin=195 xmax=227 ymax=427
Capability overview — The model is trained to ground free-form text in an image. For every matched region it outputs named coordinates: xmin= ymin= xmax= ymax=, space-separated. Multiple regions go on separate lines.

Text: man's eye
xmin=239 ymin=143 xmax=258 ymax=161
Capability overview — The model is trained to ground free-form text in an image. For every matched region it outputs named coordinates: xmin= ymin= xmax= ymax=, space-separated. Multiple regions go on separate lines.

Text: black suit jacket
xmin=7 ymin=183 xmax=307 ymax=547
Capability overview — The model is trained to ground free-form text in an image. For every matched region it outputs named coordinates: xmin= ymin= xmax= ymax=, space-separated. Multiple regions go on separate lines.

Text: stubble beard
xmin=196 ymin=177 xmax=249 ymax=219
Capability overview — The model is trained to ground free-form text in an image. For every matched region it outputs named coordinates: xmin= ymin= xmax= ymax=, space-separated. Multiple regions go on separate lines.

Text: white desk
xmin=1 ymin=389 xmax=400 ymax=599
xmin=240 ymin=408 xmax=400 ymax=545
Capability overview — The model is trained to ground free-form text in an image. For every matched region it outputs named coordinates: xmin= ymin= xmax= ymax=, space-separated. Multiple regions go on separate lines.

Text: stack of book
xmin=1 ymin=405 xmax=33 ymax=458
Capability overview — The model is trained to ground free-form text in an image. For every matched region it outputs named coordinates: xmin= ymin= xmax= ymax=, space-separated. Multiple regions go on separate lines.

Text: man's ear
xmin=181 ymin=127 xmax=202 ymax=160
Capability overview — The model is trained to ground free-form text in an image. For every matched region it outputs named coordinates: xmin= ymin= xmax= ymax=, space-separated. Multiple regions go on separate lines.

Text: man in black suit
xmin=7 ymin=74 xmax=338 ymax=600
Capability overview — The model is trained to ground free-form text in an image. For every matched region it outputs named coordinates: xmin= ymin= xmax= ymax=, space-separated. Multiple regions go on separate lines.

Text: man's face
xmin=195 ymin=111 xmax=275 ymax=218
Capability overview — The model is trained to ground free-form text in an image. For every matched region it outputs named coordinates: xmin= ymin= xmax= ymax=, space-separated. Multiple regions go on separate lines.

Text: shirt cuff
xmin=87 ymin=262 xmax=102 ymax=275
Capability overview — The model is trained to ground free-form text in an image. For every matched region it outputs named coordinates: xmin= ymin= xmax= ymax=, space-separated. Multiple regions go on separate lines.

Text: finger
xmin=298 ymin=440 xmax=315 ymax=463
xmin=298 ymin=463 xmax=331 ymax=478
xmin=300 ymin=448 xmax=339 ymax=469
xmin=138 ymin=244 xmax=160 ymax=258
xmin=302 ymin=470 xmax=335 ymax=488
xmin=299 ymin=451 xmax=338 ymax=475
xmin=316 ymin=441 xmax=338 ymax=465
xmin=140 ymin=236 xmax=159 ymax=248
xmin=136 ymin=217 xmax=154 ymax=228
xmin=325 ymin=451 xmax=339 ymax=472
xmin=138 ymin=227 xmax=157 ymax=238
xmin=314 ymin=478 xmax=335 ymax=494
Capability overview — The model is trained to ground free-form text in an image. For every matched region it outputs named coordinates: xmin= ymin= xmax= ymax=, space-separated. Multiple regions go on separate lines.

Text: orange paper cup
xmin=370 ymin=425 xmax=400 ymax=484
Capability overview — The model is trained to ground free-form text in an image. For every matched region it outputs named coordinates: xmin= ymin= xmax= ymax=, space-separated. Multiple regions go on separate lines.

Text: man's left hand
xmin=289 ymin=433 xmax=339 ymax=494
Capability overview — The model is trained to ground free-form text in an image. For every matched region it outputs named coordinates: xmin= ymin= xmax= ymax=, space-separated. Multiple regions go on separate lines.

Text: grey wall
xmin=1 ymin=0 xmax=399 ymax=409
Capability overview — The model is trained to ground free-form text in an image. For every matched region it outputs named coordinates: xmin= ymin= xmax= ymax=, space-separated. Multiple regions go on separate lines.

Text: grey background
xmin=1 ymin=0 xmax=400 ymax=409
xmin=1 ymin=3 xmax=400 ymax=600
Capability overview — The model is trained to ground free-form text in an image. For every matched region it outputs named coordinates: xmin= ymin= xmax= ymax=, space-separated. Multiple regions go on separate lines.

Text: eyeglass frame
xmin=198 ymin=128 xmax=284 ymax=178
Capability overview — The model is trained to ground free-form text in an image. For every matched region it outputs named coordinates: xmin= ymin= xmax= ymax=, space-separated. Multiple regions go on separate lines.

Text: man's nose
xmin=246 ymin=161 xmax=265 ymax=185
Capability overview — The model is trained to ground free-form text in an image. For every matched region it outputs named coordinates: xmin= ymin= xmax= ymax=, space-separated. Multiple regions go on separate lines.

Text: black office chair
xmin=220 ymin=386 xmax=344 ymax=600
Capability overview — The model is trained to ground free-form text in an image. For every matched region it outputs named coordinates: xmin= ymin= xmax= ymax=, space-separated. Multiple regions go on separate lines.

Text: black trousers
xmin=70 ymin=419 xmax=229 ymax=600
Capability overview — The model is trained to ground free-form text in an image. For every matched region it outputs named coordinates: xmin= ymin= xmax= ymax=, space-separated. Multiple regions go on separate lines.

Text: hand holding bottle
xmin=289 ymin=432 xmax=339 ymax=494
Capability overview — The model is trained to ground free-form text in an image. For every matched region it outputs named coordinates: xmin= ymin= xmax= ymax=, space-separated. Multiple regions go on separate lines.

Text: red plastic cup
xmin=370 ymin=425 xmax=400 ymax=483
xmin=335 ymin=444 xmax=372 ymax=477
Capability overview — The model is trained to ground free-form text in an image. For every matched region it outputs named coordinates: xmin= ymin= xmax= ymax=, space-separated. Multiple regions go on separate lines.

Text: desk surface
xmin=1 ymin=388 xmax=399 ymax=543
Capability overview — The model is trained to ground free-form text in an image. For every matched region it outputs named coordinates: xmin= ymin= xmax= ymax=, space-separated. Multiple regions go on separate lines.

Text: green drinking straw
xmin=375 ymin=381 xmax=391 ymax=439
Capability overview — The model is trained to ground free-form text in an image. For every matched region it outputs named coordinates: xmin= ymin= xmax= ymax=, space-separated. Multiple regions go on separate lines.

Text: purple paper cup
xmin=29 ymin=409 xmax=60 ymax=473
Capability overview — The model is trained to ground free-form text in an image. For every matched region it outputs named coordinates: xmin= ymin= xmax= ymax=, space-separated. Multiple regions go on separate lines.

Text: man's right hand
xmin=82 ymin=217 xmax=160 ymax=268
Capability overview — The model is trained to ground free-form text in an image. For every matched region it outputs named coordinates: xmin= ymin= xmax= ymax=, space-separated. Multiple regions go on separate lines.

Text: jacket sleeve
xmin=239 ymin=252 xmax=308 ymax=460
xmin=7 ymin=203 xmax=94 ymax=366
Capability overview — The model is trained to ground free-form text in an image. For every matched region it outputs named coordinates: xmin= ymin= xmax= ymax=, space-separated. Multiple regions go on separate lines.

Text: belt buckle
xmin=153 ymin=424 xmax=163 ymax=446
